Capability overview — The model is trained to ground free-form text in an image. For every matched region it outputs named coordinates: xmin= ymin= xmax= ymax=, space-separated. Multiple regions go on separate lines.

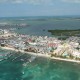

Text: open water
xmin=0 ymin=16 xmax=80 ymax=80
xmin=0 ymin=16 xmax=80 ymax=36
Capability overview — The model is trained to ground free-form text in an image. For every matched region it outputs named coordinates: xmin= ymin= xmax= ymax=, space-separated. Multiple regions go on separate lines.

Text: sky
xmin=0 ymin=0 xmax=80 ymax=17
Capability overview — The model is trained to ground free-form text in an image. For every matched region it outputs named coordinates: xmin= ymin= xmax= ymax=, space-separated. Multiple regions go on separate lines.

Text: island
xmin=0 ymin=29 xmax=80 ymax=63
xmin=48 ymin=29 xmax=80 ymax=36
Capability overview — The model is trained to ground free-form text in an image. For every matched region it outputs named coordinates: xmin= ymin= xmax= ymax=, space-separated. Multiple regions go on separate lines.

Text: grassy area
xmin=48 ymin=29 xmax=80 ymax=37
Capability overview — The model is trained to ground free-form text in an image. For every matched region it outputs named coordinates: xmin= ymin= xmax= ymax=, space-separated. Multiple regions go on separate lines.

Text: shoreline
xmin=0 ymin=46 xmax=80 ymax=63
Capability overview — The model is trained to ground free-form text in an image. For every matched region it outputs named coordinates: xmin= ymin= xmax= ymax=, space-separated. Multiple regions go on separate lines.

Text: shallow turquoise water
xmin=0 ymin=50 xmax=80 ymax=80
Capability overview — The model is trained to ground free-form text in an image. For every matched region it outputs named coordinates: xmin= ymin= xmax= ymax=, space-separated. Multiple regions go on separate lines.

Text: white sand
xmin=0 ymin=46 xmax=80 ymax=63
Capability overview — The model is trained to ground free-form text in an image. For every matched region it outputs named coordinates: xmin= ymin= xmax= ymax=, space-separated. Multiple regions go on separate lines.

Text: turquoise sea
xmin=0 ymin=16 xmax=80 ymax=80
xmin=0 ymin=49 xmax=80 ymax=80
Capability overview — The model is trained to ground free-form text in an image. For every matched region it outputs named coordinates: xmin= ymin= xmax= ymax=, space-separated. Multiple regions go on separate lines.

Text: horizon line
xmin=0 ymin=15 xmax=80 ymax=18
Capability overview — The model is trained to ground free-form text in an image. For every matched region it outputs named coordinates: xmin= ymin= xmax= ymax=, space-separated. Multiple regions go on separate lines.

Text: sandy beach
xmin=0 ymin=46 xmax=80 ymax=63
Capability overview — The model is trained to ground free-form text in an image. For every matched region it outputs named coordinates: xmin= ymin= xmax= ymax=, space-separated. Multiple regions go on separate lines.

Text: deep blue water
xmin=0 ymin=16 xmax=80 ymax=36
xmin=0 ymin=16 xmax=80 ymax=80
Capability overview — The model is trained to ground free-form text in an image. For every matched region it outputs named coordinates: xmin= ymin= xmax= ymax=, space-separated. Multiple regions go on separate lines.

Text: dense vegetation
xmin=48 ymin=29 xmax=80 ymax=36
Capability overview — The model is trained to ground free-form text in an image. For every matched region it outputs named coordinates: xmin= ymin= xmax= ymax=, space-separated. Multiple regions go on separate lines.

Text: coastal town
xmin=0 ymin=29 xmax=80 ymax=63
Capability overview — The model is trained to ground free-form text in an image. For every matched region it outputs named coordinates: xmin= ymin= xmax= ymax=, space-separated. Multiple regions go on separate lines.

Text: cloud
xmin=61 ymin=0 xmax=80 ymax=3
xmin=0 ymin=0 xmax=80 ymax=4
xmin=0 ymin=0 xmax=54 ymax=5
